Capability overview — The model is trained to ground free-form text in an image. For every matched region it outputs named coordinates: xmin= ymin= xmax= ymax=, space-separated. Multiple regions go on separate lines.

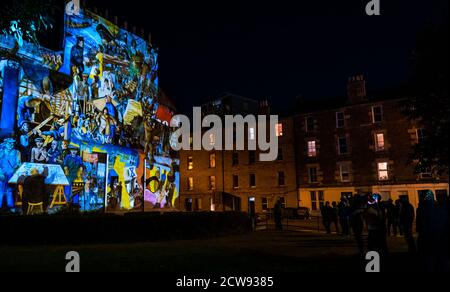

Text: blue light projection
xmin=0 ymin=2 xmax=179 ymax=214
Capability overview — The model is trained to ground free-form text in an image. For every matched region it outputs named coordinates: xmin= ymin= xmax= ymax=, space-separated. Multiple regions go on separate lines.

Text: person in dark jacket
xmin=365 ymin=193 xmax=388 ymax=258
xmin=338 ymin=198 xmax=350 ymax=236
xmin=18 ymin=166 xmax=49 ymax=214
xmin=416 ymin=190 xmax=449 ymax=272
xmin=273 ymin=198 xmax=283 ymax=231
xmin=321 ymin=201 xmax=332 ymax=234
xmin=331 ymin=201 xmax=340 ymax=234
xmin=399 ymin=197 xmax=416 ymax=254
xmin=350 ymin=194 xmax=365 ymax=256
xmin=385 ymin=199 xmax=397 ymax=237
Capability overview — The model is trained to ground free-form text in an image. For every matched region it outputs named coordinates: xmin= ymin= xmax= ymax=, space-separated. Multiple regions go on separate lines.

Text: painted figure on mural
xmin=30 ymin=137 xmax=48 ymax=163
xmin=0 ymin=138 xmax=21 ymax=211
xmin=19 ymin=122 xmax=31 ymax=162
xmin=96 ymin=107 xmax=116 ymax=144
xmin=70 ymin=36 xmax=85 ymax=76
xmin=63 ymin=145 xmax=83 ymax=202
xmin=47 ymin=140 xmax=62 ymax=165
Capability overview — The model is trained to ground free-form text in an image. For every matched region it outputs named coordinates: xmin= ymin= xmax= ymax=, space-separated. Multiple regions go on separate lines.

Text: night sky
xmin=60 ymin=0 xmax=448 ymax=114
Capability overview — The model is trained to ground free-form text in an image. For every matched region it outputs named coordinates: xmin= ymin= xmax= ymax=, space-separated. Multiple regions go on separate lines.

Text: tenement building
xmin=294 ymin=75 xmax=449 ymax=213
xmin=179 ymin=93 xmax=297 ymax=213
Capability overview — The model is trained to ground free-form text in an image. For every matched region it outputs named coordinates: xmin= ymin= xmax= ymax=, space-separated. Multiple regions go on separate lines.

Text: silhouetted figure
xmin=399 ymin=197 xmax=416 ymax=254
xmin=338 ymin=198 xmax=350 ymax=236
xmin=416 ymin=190 xmax=449 ymax=272
xmin=365 ymin=194 xmax=388 ymax=258
xmin=18 ymin=166 xmax=49 ymax=213
xmin=350 ymin=194 xmax=365 ymax=256
xmin=273 ymin=198 xmax=283 ymax=231
xmin=385 ymin=199 xmax=397 ymax=236
xmin=331 ymin=201 xmax=340 ymax=234
xmin=321 ymin=201 xmax=332 ymax=234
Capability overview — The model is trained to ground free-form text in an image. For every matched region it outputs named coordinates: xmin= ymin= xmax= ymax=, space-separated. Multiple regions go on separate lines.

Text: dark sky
xmin=72 ymin=0 xmax=447 ymax=114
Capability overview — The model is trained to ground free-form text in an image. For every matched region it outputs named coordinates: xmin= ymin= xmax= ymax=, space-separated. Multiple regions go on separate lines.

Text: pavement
xmin=0 ymin=226 xmax=416 ymax=272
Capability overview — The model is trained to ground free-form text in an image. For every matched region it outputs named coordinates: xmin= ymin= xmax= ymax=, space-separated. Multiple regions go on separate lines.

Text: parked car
xmin=297 ymin=207 xmax=311 ymax=219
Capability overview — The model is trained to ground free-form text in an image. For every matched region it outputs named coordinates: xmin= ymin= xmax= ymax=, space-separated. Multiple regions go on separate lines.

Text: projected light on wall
xmin=0 ymin=1 xmax=179 ymax=214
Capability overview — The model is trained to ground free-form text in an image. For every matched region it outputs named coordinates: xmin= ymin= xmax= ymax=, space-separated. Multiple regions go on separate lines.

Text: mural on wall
xmin=0 ymin=2 xmax=179 ymax=214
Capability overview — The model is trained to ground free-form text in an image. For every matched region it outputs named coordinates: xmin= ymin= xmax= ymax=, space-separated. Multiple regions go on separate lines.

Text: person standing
xmin=63 ymin=145 xmax=83 ymax=204
xmin=0 ymin=138 xmax=21 ymax=212
xmin=273 ymin=198 xmax=283 ymax=231
xmin=399 ymin=197 xmax=416 ymax=254
xmin=365 ymin=194 xmax=388 ymax=258
xmin=416 ymin=190 xmax=449 ymax=272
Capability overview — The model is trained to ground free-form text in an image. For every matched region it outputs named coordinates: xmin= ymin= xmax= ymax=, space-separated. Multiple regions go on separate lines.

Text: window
xmin=377 ymin=162 xmax=389 ymax=181
xmin=372 ymin=105 xmax=383 ymax=123
xmin=279 ymin=197 xmax=286 ymax=208
xmin=308 ymin=167 xmax=318 ymax=183
xmin=249 ymin=173 xmax=256 ymax=188
xmin=307 ymin=140 xmax=317 ymax=157
xmin=416 ymin=128 xmax=426 ymax=143
xmin=380 ymin=191 xmax=391 ymax=201
xmin=419 ymin=167 xmax=432 ymax=179
xmin=232 ymin=153 xmax=239 ymax=166
xmin=278 ymin=171 xmax=285 ymax=186
xmin=398 ymin=191 xmax=408 ymax=201
xmin=318 ymin=191 xmax=325 ymax=209
xmin=262 ymin=197 xmax=268 ymax=211
xmin=277 ymin=147 xmax=283 ymax=161
xmin=209 ymin=153 xmax=216 ymax=168
xmin=233 ymin=175 xmax=239 ymax=189
xmin=249 ymin=151 xmax=256 ymax=164
xmin=188 ymin=177 xmax=194 ymax=190
xmin=187 ymin=156 xmax=193 ymax=170
xmin=375 ymin=133 xmax=385 ymax=151
xmin=275 ymin=123 xmax=283 ymax=137
xmin=306 ymin=117 xmax=315 ymax=132
xmin=209 ymin=176 xmax=216 ymax=190
xmin=249 ymin=127 xmax=255 ymax=140
xmin=312 ymin=190 xmax=325 ymax=209
xmin=336 ymin=112 xmax=345 ymax=128
xmin=340 ymin=164 xmax=351 ymax=182
xmin=310 ymin=191 xmax=318 ymax=211
xmin=338 ymin=136 xmax=348 ymax=155
xmin=209 ymin=133 xmax=215 ymax=146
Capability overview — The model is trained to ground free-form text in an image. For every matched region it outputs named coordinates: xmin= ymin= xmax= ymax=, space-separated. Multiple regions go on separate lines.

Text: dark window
xmin=249 ymin=173 xmax=256 ymax=187
xmin=306 ymin=117 xmax=315 ymax=132
xmin=310 ymin=191 xmax=317 ymax=211
xmin=308 ymin=167 xmax=318 ymax=183
xmin=417 ymin=128 xmax=427 ymax=143
xmin=318 ymin=191 xmax=325 ymax=209
xmin=233 ymin=175 xmax=239 ymax=188
xmin=262 ymin=197 xmax=268 ymax=211
xmin=336 ymin=112 xmax=345 ymax=128
xmin=279 ymin=197 xmax=286 ymax=208
xmin=278 ymin=171 xmax=285 ymax=186
xmin=277 ymin=148 xmax=283 ymax=161
xmin=338 ymin=136 xmax=348 ymax=155
xmin=232 ymin=153 xmax=239 ymax=166
xmin=372 ymin=106 xmax=383 ymax=123
xmin=249 ymin=151 xmax=256 ymax=164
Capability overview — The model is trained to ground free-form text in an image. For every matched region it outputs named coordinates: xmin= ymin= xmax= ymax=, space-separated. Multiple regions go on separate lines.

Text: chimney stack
xmin=347 ymin=74 xmax=367 ymax=104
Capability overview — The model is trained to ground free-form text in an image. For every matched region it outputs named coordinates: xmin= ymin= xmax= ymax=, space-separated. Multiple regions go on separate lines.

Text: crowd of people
xmin=319 ymin=191 xmax=449 ymax=272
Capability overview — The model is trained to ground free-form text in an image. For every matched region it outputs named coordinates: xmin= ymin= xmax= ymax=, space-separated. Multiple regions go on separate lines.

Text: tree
xmin=403 ymin=26 xmax=449 ymax=176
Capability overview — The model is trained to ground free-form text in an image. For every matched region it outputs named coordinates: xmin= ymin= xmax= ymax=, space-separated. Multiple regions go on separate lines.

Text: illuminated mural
xmin=0 ymin=2 xmax=179 ymax=214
